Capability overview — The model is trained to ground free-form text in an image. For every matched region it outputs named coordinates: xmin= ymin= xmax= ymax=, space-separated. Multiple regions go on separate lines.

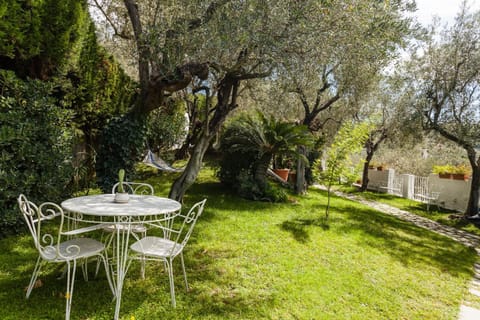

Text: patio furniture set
xmin=18 ymin=182 xmax=207 ymax=320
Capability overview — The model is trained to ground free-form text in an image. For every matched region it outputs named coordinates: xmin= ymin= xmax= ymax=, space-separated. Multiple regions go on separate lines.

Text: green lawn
xmin=0 ymin=167 xmax=477 ymax=319
xmin=344 ymin=186 xmax=480 ymax=237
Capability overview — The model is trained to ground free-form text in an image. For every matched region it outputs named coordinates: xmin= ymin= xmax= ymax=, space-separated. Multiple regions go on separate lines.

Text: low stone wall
xmin=428 ymin=173 xmax=472 ymax=212
xmin=366 ymin=169 xmax=478 ymax=213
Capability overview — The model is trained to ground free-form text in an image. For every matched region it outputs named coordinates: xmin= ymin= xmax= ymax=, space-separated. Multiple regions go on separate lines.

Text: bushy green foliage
xmin=0 ymin=0 xmax=136 ymax=233
xmin=217 ymin=118 xmax=261 ymax=200
xmin=218 ymin=112 xmax=311 ymax=202
xmin=217 ymin=143 xmax=257 ymax=188
xmin=146 ymin=100 xmax=187 ymax=156
xmin=59 ymin=20 xmax=136 ymax=190
xmin=0 ymin=0 xmax=87 ymax=78
xmin=96 ymin=114 xmax=148 ymax=192
xmin=0 ymin=70 xmax=74 ymax=237
xmin=432 ymin=164 xmax=471 ymax=175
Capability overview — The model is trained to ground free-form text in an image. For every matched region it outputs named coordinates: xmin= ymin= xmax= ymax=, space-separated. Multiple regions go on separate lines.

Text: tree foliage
xmin=407 ymin=4 xmax=480 ymax=215
xmin=0 ymin=0 xmax=88 ymax=79
xmin=313 ymin=121 xmax=372 ymax=219
xmin=0 ymin=0 xmax=136 ymax=227
xmin=0 ymin=71 xmax=74 ymax=237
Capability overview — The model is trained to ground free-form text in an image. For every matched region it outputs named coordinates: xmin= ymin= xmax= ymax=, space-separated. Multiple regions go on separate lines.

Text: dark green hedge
xmin=0 ymin=1 xmax=136 ymax=236
xmin=0 ymin=0 xmax=87 ymax=79
xmin=0 ymin=70 xmax=74 ymax=237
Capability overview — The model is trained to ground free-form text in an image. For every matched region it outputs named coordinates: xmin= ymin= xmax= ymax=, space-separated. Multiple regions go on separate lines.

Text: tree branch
xmin=92 ymin=0 xmax=131 ymax=39
xmin=124 ymin=0 xmax=149 ymax=87
xmin=188 ymin=0 xmax=231 ymax=31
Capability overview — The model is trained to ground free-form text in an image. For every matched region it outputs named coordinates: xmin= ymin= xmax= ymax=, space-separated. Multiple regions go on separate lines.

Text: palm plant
xmin=224 ymin=111 xmax=314 ymax=190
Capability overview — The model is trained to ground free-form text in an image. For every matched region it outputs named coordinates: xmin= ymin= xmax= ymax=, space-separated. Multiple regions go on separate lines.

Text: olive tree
xmin=270 ymin=0 xmax=416 ymax=194
xmin=91 ymin=0 xmax=295 ymax=199
xmin=408 ymin=4 xmax=480 ymax=216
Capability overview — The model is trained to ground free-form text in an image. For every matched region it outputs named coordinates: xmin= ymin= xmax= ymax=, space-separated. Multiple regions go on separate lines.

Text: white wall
xmin=366 ymin=169 xmax=479 ymax=212
xmin=428 ymin=174 xmax=472 ymax=212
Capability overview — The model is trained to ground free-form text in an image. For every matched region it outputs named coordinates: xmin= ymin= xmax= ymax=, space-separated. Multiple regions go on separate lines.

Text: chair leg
xmin=140 ymin=231 xmax=147 ymax=279
xmin=82 ymin=259 xmax=89 ymax=282
xmin=179 ymin=253 xmax=189 ymax=291
xmin=99 ymin=254 xmax=115 ymax=296
xmin=64 ymin=261 xmax=77 ymax=320
xmin=95 ymin=232 xmax=115 ymax=278
xmin=166 ymin=258 xmax=176 ymax=308
xmin=26 ymin=256 xmax=44 ymax=298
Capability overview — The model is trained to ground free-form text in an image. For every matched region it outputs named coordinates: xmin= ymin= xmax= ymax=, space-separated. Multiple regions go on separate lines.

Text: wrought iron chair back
xmin=19 ymin=195 xmax=68 ymax=261
xmin=112 ymin=182 xmax=154 ymax=195
xmin=18 ymin=194 xmax=113 ymax=320
xmin=170 ymin=198 xmax=207 ymax=253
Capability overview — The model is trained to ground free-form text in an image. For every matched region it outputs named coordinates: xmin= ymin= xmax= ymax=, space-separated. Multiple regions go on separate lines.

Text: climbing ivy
xmin=96 ymin=113 xmax=148 ymax=192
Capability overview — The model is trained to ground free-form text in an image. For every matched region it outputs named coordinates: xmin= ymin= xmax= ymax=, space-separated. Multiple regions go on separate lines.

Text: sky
xmin=414 ymin=0 xmax=480 ymax=26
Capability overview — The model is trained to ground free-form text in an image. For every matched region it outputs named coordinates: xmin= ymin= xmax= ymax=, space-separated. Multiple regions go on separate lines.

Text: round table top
xmin=61 ymin=194 xmax=181 ymax=217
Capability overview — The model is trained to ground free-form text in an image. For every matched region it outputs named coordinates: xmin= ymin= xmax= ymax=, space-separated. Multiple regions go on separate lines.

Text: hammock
xmin=142 ymin=150 xmax=184 ymax=173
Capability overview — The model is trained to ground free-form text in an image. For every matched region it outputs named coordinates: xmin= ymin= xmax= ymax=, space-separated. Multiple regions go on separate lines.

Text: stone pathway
xmin=321 ymin=187 xmax=480 ymax=319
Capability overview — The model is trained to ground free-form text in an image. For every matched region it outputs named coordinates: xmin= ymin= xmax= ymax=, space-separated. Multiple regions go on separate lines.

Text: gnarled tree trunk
xmin=169 ymin=133 xmax=212 ymax=201
xmin=465 ymin=148 xmax=480 ymax=216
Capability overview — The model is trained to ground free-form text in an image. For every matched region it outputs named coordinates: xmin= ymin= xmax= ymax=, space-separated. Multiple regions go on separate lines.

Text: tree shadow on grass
xmin=280 ymin=190 xmax=476 ymax=277
xmin=280 ymin=218 xmax=330 ymax=243
xmin=340 ymin=204 xmax=476 ymax=276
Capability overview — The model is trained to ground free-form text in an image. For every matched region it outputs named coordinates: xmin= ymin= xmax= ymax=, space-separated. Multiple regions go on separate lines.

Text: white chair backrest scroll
xmin=112 ymin=182 xmax=154 ymax=195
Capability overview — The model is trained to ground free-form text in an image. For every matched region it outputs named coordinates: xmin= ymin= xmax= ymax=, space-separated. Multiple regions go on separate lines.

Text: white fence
xmin=365 ymin=168 xmax=478 ymax=212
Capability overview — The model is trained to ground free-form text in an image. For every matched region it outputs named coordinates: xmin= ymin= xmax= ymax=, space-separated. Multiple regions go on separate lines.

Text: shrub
xmin=432 ymin=164 xmax=471 ymax=175
xmin=217 ymin=112 xmax=306 ymax=203
xmin=0 ymin=70 xmax=74 ymax=237
xmin=96 ymin=114 xmax=148 ymax=192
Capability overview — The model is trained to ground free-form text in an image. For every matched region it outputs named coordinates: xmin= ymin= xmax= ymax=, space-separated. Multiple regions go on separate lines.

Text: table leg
xmin=113 ymin=218 xmax=132 ymax=320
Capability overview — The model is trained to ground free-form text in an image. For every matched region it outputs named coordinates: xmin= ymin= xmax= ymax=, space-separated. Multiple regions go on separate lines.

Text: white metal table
xmin=61 ymin=194 xmax=181 ymax=320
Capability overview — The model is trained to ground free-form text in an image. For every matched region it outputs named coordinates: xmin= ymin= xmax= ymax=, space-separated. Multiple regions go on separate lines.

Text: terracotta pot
xmin=452 ymin=173 xmax=468 ymax=181
xmin=438 ymin=173 xmax=452 ymax=179
xmin=272 ymin=168 xmax=290 ymax=182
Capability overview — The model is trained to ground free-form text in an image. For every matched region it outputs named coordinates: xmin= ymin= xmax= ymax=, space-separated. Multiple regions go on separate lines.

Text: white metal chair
xmin=18 ymin=194 xmax=113 ymax=320
xmin=128 ymin=198 xmax=207 ymax=307
xmin=425 ymin=191 xmax=441 ymax=212
xmin=112 ymin=181 xmax=155 ymax=196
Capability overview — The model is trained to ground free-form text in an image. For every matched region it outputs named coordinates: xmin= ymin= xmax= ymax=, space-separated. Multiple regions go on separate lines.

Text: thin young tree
xmin=313 ymin=121 xmax=371 ymax=219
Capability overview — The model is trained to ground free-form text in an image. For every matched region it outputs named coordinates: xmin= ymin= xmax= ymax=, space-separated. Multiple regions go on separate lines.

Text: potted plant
xmin=377 ymin=164 xmax=387 ymax=171
xmin=273 ymin=156 xmax=292 ymax=182
xmin=432 ymin=164 xmax=471 ymax=180
xmin=114 ymin=169 xmax=129 ymax=203
xmin=451 ymin=164 xmax=470 ymax=181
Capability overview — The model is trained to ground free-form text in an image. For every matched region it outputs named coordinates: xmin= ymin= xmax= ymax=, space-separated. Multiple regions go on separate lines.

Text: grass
xmin=0 ymin=166 xmax=478 ymax=319
xmin=343 ymin=186 xmax=480 ymax=237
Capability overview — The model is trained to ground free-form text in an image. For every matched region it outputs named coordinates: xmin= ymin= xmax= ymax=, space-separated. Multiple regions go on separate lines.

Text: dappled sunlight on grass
xmin=0 ymin=166 xmax=477 ymax=319
xmin=346 ymin=188 xmax=480 ymax=236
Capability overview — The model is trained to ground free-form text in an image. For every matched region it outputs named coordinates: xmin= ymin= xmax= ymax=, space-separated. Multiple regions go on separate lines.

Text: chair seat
xmin=130 ymin=236 xmax=183 ymax=258
xmin=43 ymin=238 xmax=106 ymax=261
xmin=102 ymin=223 xmax=147 ymax=234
